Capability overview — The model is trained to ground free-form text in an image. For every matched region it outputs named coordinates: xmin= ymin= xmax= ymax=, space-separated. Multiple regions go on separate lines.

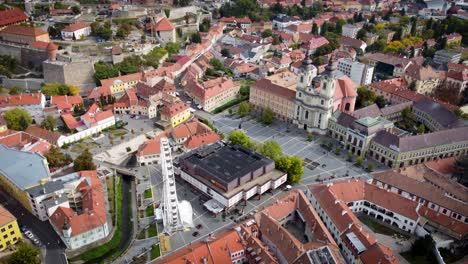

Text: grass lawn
xmin=70 ymin=177 xmax=125 ymax=262
xmin=144 ymin=189 xmax=152 ymax=199
xmin=109 ymin=129 xmax=127 ymax=138
xmin=400 ymin=251 xmax=435 ymax=264
xmin=71 ymin=142 xmax=99 ymax=153
xmin=150 ymin=244 xmax=161 ymax=260
xmin=358 ymin=215 xmax=408 ymax=238
xmin=106 ymin=177 xmax=116 ymax=221
xmin=148 ymin=223 xmax=158 ymax=238
xmin=137 ymin=229 xmax=146 ymax=240
xmin=146 ymin=205 xmax=154 ymax=217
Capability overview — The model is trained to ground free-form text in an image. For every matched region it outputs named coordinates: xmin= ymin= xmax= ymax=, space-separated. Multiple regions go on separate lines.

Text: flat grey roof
xmin=0 ymin=145 xmax=50 ymax=190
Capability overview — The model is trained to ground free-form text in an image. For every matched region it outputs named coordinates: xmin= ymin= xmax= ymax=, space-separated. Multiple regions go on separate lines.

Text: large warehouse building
xmin=178 ymin=144 xmax=287 ymax=212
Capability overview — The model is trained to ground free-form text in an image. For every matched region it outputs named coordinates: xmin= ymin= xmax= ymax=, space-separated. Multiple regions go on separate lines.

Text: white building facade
xmin=337 ymin=58 xmax=374 ymax=85
xmin=294 ymin=56 xmax=337 ymax=134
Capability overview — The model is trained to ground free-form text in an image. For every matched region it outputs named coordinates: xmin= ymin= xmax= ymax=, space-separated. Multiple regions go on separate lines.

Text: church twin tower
xmin=294 ymin=52 xmax=338 ymax=134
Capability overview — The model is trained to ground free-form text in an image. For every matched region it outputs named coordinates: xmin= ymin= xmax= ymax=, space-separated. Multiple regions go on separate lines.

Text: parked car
xmin=197 ymin=105 xmax=203 ymax=110
xmin=24 ymin=231 xmax=34 ymax=239
xmin=19 ymin=224 xmax=27 ymax=232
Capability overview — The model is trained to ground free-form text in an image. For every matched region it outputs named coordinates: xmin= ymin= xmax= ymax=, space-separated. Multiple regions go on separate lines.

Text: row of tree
xmin=228 ymin=130 xmax=304 ymax=183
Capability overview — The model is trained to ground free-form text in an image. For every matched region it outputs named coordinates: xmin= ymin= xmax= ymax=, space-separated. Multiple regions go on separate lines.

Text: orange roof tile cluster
xmin=154 ymin=229 xmax=244 ymax=264
xmin=99 ymin=72 xmax=143 ymax=90
xmin=50 ymin=95 xmax=83 ymax=111
xmin=50 ymin=171 xmax=107 ymax=236
xmin=418 ymin=206 xmax=468 ymax=240
xmin=25 ymin=125 xmax=62 ymax=145
xmin=81 ymin=108 xmax=114 ymax=126
xmin=0 ymin=130 xmax=51 ymax=155
xmin=87 ymin=86 xmax=112 ymax=101
xmin=334 ymin=75 xmax=358 ymax=99
xmin=243 ymin=190 xmax=345 ymax=263
xmin=0 ymin=93 xmax=43 ymax=108
xmin=137 ymin=133 xmax=167 ymax=157
xmin=184 ymin=132 xmax=220 ymax=150
xmin=309 ymin=180 xmax=402 ymax=262
xmin=160 ymin=101 xmax=189 ymax=118
xmin=360 ymin=243 xmax=399 ymax=264
xmin=62 ymin=22 xmax=90 ymax=33
xmin=185 ymin=77 xmax=236 ymax=102
xmin=0 ymin=25 xmax=48 ymax=37
xmin=61 ymin=113 xmax=84 ymax=129
xmin=153 ymin=18 xmax=175 ymax=31
xmin=30 ymin=41 xmax=58 ymax=50
xmin=0 ymin=8 xmax=28 ymax=27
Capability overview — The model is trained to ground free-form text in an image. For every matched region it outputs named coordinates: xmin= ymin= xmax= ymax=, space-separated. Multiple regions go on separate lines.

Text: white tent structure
xmin=178 ymin=200 xmax=194 ymax=230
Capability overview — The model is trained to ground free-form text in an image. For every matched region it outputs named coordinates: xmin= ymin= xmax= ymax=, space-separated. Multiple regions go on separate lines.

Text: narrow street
xmin=0 ymin=189 xmax=67 ymax=264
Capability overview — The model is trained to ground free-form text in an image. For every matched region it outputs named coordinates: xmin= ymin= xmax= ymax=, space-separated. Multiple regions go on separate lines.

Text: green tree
xmin=335 ymin=146 xmax=341 ymax=155
xmin=221 ymin=48 xmax=232 ymax=58
xmin=258 ymin=140 xmax=282 ymax=160
xmin=165 ymin=42 xmax=180 ymax=54
xmin=3 ymin=108 xmax=32 ymax=131
xmin=239 ymin=83 xmax=250 ymax=96
xmin=41 ymin=83 xmax=80 ymax=96
xmin=418 ymin=124 xmax=425 ymax=134
xmin=261 ymin=108 xmax=274 ymax=125
xmin=116 ymin=55 xmax=143 ymax=74
xmin=347 ymin=152 xmax=353 ymax=162
xmin=45 ymin=146 xmax=72 ymax=168
xmin=356 ymin=29 xmax=367 ymax=40
xmin=367 ymin=163 xmax=374 ymax=172
xmin=356 ymin=86 xmax=377 ymax=108
xmin=375 ymin=95 xmax=387 ymax=108
xmin=238 ymin=101 xmax=250 ymax=117
xmin=261 ymin=29 xmax=273 ymax=38
xmin=275 ymin=156 xmax=303 ymax=183
xmin=74 ymin=149 xmax=97 ymax=171
xmin=228 ymin=130 xmax=251 ymax=148
xmin=8 ymin=87 xmax=24 ymax=95
xmin=94 ymin=61 xmax=119 ymax=83
xmin=191 ymin=32 xmax=201 ymax=43
xmin=8 ymin=242 xmax=40 ymax=264
xmin=40 ymin=115 xmax=57 ymax=131
xmin=164 ymin=8 xmax=171 ymax=18
xmin=71 ymin=5 xmax=81 ymax=14
xmin=356 ymin=156 xmax=363 ymax=167
xmin=311 ymin=22 xmax=318 ymax=34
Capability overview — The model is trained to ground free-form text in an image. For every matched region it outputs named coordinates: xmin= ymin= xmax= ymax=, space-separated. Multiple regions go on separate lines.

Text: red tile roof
xmin=50 ymin=95 xmax=83 ymax=110
xmin=137 ymin=133 xmax=167 ymax=157
xmin=62 ymin=22 xmax=90 ymax=33
xmin=252 ymin=78 xmax=296 ymax=101
xmin=360 ymin=243 xmax=399 ymax=264
xmin=25 ymin=125 xmax=62 ymax=145
xmin=0 ymin=8 xmax=28 ymax=27
xmin=0 ymin=93 xmax=43 ymax=108
xmin=50 ymin=171 xmax=107 ymax=236
xmin=61 ymin=113 xmax=83 ymax=129
xmin=160 ymin=101 xmax=189 ymax=118
xmin=0 ymin=25 xmax=48 ymax=37
xmin=154 ymin=229 xmax=244 ymax=264
xmin=184 ymin=131 xmax=220 ymax=149
xmin=154 ymin=18 xmax=175 ymax=31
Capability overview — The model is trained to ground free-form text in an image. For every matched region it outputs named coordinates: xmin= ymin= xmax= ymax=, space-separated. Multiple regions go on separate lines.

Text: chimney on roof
xmin=342 ymin=210 xmax=347 ymax=216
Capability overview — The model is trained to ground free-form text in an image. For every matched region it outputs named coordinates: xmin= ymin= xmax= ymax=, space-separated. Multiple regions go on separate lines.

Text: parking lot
xmin=211 ymin=113 xmax=387 ymax=186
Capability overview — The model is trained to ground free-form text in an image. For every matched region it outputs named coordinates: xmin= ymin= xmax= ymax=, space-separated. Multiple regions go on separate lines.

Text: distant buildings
xmin=178 ymin=144 xmax=287 ymax=212
xmin=0 ymin=93 xmax=46 ymax=119
xmin=363 ymin=53 xmax=412 ymax=77
xmin=404 ymin=64 xmax=443 ymax=95
xmin=152 ymin=18 xmax=176 ymax=44
xmin=160 ymin=101 xmax=191 ymax=128
xmin=337 ymin=58 xmax=374 ymax=86
xmin=433 ymin=49 xmax=462 ymax=65
xmin=61 ymin=22 xmax=91 ymax=41
xmin=184 ymin=77 xmax=240 ymax=112
xmin=342 ymin=24 xmax=360 ymax=39
xmin=0 ymin=205 xmax=21 ymax=251
xmin=0 ymin=8 xmax=28 ymax=29
xmin=0 ymin=25 xmax=50 ymax=45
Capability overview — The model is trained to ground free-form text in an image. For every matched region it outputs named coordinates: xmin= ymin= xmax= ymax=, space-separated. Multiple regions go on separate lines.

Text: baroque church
xmin=294 ymin=54 xmax=358 ymax=134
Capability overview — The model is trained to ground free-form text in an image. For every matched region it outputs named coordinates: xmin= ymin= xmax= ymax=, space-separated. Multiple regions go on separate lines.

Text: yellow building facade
xmin=0 ymin=205 xmax=21 ymax=251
